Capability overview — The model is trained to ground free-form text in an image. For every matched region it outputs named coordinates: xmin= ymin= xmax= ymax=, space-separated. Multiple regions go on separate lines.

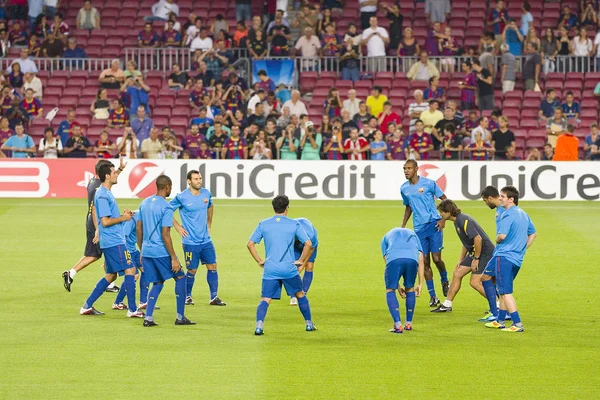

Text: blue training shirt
xmin=495 ymin=206 xmax=506 ymax=235
xmin=170 ymin=188 xmax=213 ymax=245
xmin=493 ymin=206 xmax=536 ymax=266
xmin=381 ymin=227 xmax=423 ymax=264
xmin=400 ymin=176 xmax=445 ymax=232
xmin=122 ymin=211 xmax=139 ymax=253
xmin=139 ymin=195 xmax=175 ymax=258
xmin=94 ymin=185 xmax=125 ymax=249
xmin=294 ymin=217 xmax=319 ymax=249
xmin=250 ymin=215 xmax=311 ymax=280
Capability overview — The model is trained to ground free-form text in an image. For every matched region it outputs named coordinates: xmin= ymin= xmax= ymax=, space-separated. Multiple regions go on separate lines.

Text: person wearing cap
xmin=300 ymin=121 xmax=322 ymax=160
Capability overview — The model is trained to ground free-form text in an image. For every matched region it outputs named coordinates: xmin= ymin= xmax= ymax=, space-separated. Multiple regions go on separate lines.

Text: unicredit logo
xmin=419 ymin=164 xmax=447 ymax=192
xmin=128 ymin=162 xmax=164 ymax=198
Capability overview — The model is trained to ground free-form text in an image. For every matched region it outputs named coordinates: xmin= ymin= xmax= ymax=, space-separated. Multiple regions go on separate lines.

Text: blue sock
xmin=124 ymin=275 xmax=137 ymax=312
xmin=114 ymin=284 xmax=127 ymax=305
xmin=175 ymin=278 xmax=186 ymax=320
xmin=145 ymin=283 xmax=163 ymax=319
xmin=185 ymin=271 xmax=196 ymax=298
xmin=297 ymin=296 xmax=312 ymax=322
xmin=510 ymin=311 xmax=522 ymax=326
xmin=139 ymin=273 xmax=149 ymax=304
xmin=440 ymin=270 xmax=448 ymax=283
xmin=482 ymin=280 xmax=498 ymax=317
xmin=386 ymin=291 xmax=401 ymax=324
xmin=498 ymin=309 xmax=508 ymax=322
xmin=83 ymin=278 xmax=110 ymax=309
xmin=406 ymin=291 xmax=416 ymax=324
xmin=302 ymin=271 xmax=314 ymax=293
xmin=207 ymin=270 xmax=218 ymax=299
xmin=256 ymin=300 xmax=269 ymax=325
xmin=426 ymin=280 xmax=436 ymax=297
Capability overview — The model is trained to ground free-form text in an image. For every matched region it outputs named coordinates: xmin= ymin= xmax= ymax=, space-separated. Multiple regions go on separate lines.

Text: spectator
xmin=380 ymin=2 xmax=403 ymax=50
xmin=317 ymin=8 xmax=336 ymax=36
xmin=233 ymin=21 xmax=248 ymax=48
xmin=1 ymin=122 xmax=34 ymax=158
xmin=488 ymin=0 xmax=509 ymax=44
xmin=248 ymin=29 xmax=267 ymax=59
xmin=250 ymin=135 xmax=272 ymax=160
xmin=471 ymin=116 xmax=492 ymax=144
xmin=22 ymin=72 xmax=41 ymax=100
xmin=324 ymin=87 xmax=342 ymax=119
xmin=207 ymin=122 xmax=228 ymax=156
xmin=386 ymin=125 xmax=408 ymax=160
xmin=339 ymin=37 xmax=360 ymax=82
xmin=146 ymin=0 xmax=178 ymax=22
xmin=344 ymin=23 xmax=362 ymax=47
xmin=182 ymin=124 xmax=207 ymax=158
xmin=359 ymin=0 xmax=378 ymax=30
xmin=472 ymin=59 xmax=494 ymax=111
xmin=425 ymin=0 xmax=451 ymax=25
xmin=138 ymin=22 xmax=159 ymax=48
xmin=572 ymin=28 xmax=593 ymax=72
xmin=366 ymin=86 xmax=388 ymax=118
xmin=340 ymin=109 xmax=359 ymax=140
xmin=503 ymin=19 xmax=524 ymax=57
xmin=552 ymin=123 xmax=579 ymax=161
xmin=397 ymin=27 xmax=420 ymax=57
xmin=266 ymin=9 xmax=290 ymax=32
xmin=256 ymin=69 xmax=275 ymax=92
xmin=159 ymin=136 xmax=182 ymax=159
xmin=407 ymin=50 xmax=440 ymax=81
xmin=28 ymin=0 xmax=44 ymax=33
xmin=546 ymin=108 xmax=568 ymax=147
xmin=526 ymin=147 xmax=541 ymax=161
xmin=491 ymin=116 xmax=515 ymax=159
xmin=500 ymin=43 xmax=516 ymax=94
xmin=44 ymin=0 xmax=58 ymax=18
xmin=353 ymin=101 xmax=371 ymax=128
xmin=116 ymin=127 xmax=139 ymax=159
xmin=408 ymin=120 xmax=433 ymax=160
xmin=424 ymin=22 xmax=445 ymax=57
xmin=282 ymin=90 xmax=308 ymax=118
xmin=584 ymin=123 xmax=600 ymax=160
xmin=489 ymin=107 xmax=501 ymax=131
xmin=294 ymin=4 xmax=317 ymax=34
xmin=247 ymin=89 xmax=266 ymax=115
xmin=222 ymin=125 xmax=248 ymax=159
xmin=343 ymin=89 xmax=361 ymax=119
xmin=28 ymin=33 xmax=40 ymax=57
xmin=123 ymin=76 xmax=150 ymax=115
xmin=557 ymin=5 xmax=577 ymax=30
xmin=8 ymin=20 xmax=26 ymax=47
xmin=447 ymin=99 xmax=466 ymax=127
xmin=419 ymin=99 xmax=443 ymax=142
xmin=363 ymin=116 xmax=379 ymax=140
xmin=377 ymin=101 xmax=401 ymax=136
xmin=182 ymin=17 xmax=201 ymax=46
xmin=168 ymin=63 xmax=190 ymax=90
xmin=407 ymin=89 xmax=429 ymax=134
xmin=108 ymin=99 xmax=130 ymax=128
xmin=539 ymin=88 xmax=560 ymax=121
xmin=361 ymin=16 xmax=389 ymax=72
xmin=199 ymin=49 xmax=228 ymax=81
xmin=77 ymin=0 xmax=100 ymax=30
xmin=433 ymin=106 xmax=465 ymax=144
xmin=562 ymin=91 xmax=580 ymax=123
xmin=0 ymin=30 xmax=10 ymax=57
xmin=521 ymin=42 xmax=541 ymax=92
xmin=467 ymin=129 xmax=493 ymax=160
xmin=191 ymin=108 xmax=214 ymax=135
xmin=519 ymin=2 xmax=532 ymax=36
xmin=40 ymin=33 xmax=63 ymax=58
xmin=9 ymin=0 xmax=27 ymax=22
xmin=63 ymin=124 xmax=91 ymax=158
xmin=323 ymin=122 xmax=344 ymax=160
xmin=235 ymin=0 xmax=251 ymax=22
xmin=90 ymin=88 xmax=109 ymax=120
xmin=141 ymin=127 xmax=163 ymax=158
xmin=503 ymin=145 xmax=520 ymax=160
xmin=343 ymin=127 xmax=370 ymax=160
xmin=11 ymin=49 xmax=38 ymax=74
xmin=293 ymin=27 xmax=321 ymax=72
xmin=0 ymin=118 xmax=12 ymax=155
xmin=21 ymin=88 xmax=42 ymax=119
xmin=38 ymin=126 xmax=62 ymax=158
xmin=162 ymin=20 xmax=181 ymax=47
xmin=8 ymin=63 xmax=23 ymax=89
xmin=51 ymin=12 xmax=69 ymax=41
xmin=541 ymin=28 xmax=558 ymax=75
xmin=581 ymin=0 xmax=598 ymax=26
xmin=190 ymin=28 xmax=213 ymax=52
xmin=525 ymin=27 xmax=541 ymax=54
xmin=99 ymin=59 xmax=124 ymax=89
xmin=192 ymin=59 xmax=214 ymax=88
xmin=321 ymin=23 xmax=342 ymax=58
xmin=62 ymin=37 xmax=88 ymax=64
xmin=94 ymin=130 xmax=115 ymax=158
xmin=130 ymin=105 xmax=153 ymax=142
xmin=35 ymin=14 xmax=52 ymax=39
xmin=556 ymin=27 xmax=571 ymax=71
xmin=188 ymin=79 xmax=207 ymax=114
xmin=263 ymin=92 xmax=281 ymax=118
xmin=479 ymin=45 xmax=495 ymax=78
xmin=246 ymin=15 xmax=263 ymax=44
xmin=6 ymin=96 xmax=29 ymax=129
xmin=440 ymin=123 xmax=463 ymax=160
xmin=299 ymin=120 xmax=321 ymax=160
xmin=424 ymin=76 xmax=445 ymax=102
xmin=541 ymin=143 xmax=554 ymax=160
xmin=268 ymin=12 xmax=292 ymax=57
xmin=247 ymin=103 xmax=266 ymax=129
xmin=56 ymin=109 xmax=76 ymax=144
xmin=121 ymin=61 xmax=141 ymax=80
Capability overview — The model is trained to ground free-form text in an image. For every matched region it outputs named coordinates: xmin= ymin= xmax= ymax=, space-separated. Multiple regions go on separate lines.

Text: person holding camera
xmin=250 ymin=132 xmax=272 ymax=160
xmin=323 ymin=123 xmax=344 ymax=160
xmin=63 ymin=124 xmax=92 ymax=158
xmin=276 ymin=124 xmax=299 ymax=160
xmin=116 ymin=127 xmax=139 ymax=159
xmin=300 ymin=121 xmax=322 ymax=160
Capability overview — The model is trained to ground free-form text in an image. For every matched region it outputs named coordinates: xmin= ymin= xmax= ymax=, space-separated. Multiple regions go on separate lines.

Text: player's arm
xmin=471 ymin=235 xmax=482 ymax=272
xmin=526 ymin=218 xmax=537 ymax=249
xmin=172 ymin=218 xmax=189 ymax=238
xmin=247 ymin=241 xmax=264 ymax=267
xmin=115 ymin=156 xmax=127 ymax=176
xmin=207 ymin=204 xmax=213 ymax=233
xmin=401 ymin=205 xmax=412 ymax=228
xmin=136 ymin=220 xmax=144 ymax=253
xmin=101 ymin=210 xmax=133 ymax=227
xmin=91 ymin=203 xmax=99 ymax=243
xmin=162 ymin=226 xmax=181 ymax=272
xmin=296 ymin=239 xmax=313 ymax=265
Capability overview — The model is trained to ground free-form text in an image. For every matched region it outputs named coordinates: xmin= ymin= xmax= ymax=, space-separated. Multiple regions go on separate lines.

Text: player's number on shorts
xmin=185 ymin=252 xmax=192 ymax=261
xmin=124 ymin=250 xmax=131 ymax=260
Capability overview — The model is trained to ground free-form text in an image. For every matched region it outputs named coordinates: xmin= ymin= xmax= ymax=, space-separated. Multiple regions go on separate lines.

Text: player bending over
xmin=431 ymin=200 xmax=494 ymax=313
xmin=381 ymin=227 xmax=425 ymax=333
xmin=401 ymin=159 xmax=449 ymax=307
xmin=247 ymin=195 xmax=316 ymax=335
xmin=171 ymin=170 xmax=226 ymax=306
xmin=138 ymin=175 xmax=195 ymax=327
xmin=289 ymin=217 xmax=318 ymax=306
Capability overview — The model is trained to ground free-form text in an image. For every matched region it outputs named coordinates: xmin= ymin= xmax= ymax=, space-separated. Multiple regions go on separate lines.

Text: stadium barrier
xmin=1 ymin=159 xmax=599 ymax=201
xmin=0 ymin=58 xmax=116 ymax=73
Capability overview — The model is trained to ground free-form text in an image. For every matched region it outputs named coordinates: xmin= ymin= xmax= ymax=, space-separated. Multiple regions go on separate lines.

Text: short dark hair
xmin=187 ymin=169 xmax=200 ymax=181
xmin=55 ymin=12 xmax=64 ymax=20
xmin=415 ymin=119 xmax=424 ymax=125
xmin=437 ymin=199 xmax=461 ymax=217
xmin=444 ymin=123 xmax=456 ymax=134
xmin=481 ymin=185 xmax=499 ymax=198
xmin=546 ymin=88 xmax=555 ymax=95
xmin=272 ymin=195 xmax=289 ymax=214
xmin=501 ymin=185 xmax=519 ymax=205
xmin=98 ymin=163 xmax=113 ymax=183
xmin=372 ymin=85 xmax=382 ymax=93
xmin=473 ymin=59 xmax=482 ymax=67
xmin=95 ymin=159 xmax=112 ymax=175
xmin=566 ymin=91 xmax=574 ymax=97
xmin=383 ymin=101 xmax=392 ymax=107
xmin=258 ymin=69 xmax=267 ymax=76
xmin=44 ymin=127 xmax=54 ymax=135
xmin=567 ymin=124 xmax=575 ymax=133
xmin=405 ymin=159 xmax=418 ymax=168
xmin=523 ymin=2 xmax=531 ymax=11
xmin=156 ymin=174 xmax=172 ymax=190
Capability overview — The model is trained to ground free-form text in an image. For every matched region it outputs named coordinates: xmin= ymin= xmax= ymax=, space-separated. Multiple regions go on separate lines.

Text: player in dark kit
xmin=432 ymin=200 xmax=495 ymax=313
xmin=62 ymin=157 xmax=127 ymax=292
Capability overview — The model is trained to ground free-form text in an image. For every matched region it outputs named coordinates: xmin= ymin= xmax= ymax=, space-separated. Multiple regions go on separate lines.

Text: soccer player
xmin=289 ymin=217 xmax=318 ymax=306
xmin=79 ymin=163 xmax=143 ymax=318
xmin=62 ymin=157 xmax=126 ymax=292
xmin=401 ymin=159 xmax=449 ymax=307
xmin=431 ymin=200 xmax=495 ymax=313
xmin=483 ymin=186 xmax=536 ymax=332
xmin=247 ymin=195 xmax=316 ymax=335
xmin=171 ymin=170 xmax=226 ymax=306
xmin=381 ymin=227 xmax=425 ymax=333
xmin=137 ymin=175 xmax=195 ymax=327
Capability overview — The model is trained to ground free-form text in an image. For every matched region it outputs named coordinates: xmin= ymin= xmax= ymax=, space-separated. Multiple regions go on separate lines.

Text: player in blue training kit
xmin=171 ymin=170 xmax=225 ymax=306
xmin=137 ymin=175 xmax=195 ymax=327
xmin=247 ymin=195 xmax=316 ymax=335
xmin=401 ymin=160 xmax=449 ymax=308
xmin=381 ymin=227 xmax=425 ymax=333
xmin=80 ymin=163 xmax=143 ymax=318
xmin=111 ymin=211 xmax=152 ymax=311
xmin=289 ymin=217 xmax=318 ymax=306
xmin=483 ymin=186 xmax=536 ymax=332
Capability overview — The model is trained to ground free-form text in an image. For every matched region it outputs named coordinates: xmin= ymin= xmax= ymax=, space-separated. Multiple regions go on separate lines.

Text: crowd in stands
xmin=0 ymin=0 xmax=599 ymax=162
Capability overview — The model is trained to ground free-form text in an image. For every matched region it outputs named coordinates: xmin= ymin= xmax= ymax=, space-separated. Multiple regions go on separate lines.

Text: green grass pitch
xmin=0 ymin=199 xmax=599 ymax=399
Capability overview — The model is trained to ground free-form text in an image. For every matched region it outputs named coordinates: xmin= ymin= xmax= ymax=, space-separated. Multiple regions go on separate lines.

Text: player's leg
xmin=432 ymin=261 xmax=471 ymax=312
xmin=63 ymin=230 xmax=102 ymax=291
xmin=139 ymin=272 xmax=150 ymax=308
xmin=384 ymin=258 xmax=403 ymax=333
xmin=469 ymin=273 xmax=486 ymax=298
xmin=142 ymin=257 xmax=163 ymax=326
xmin=202 ymin=242 xmax=223 ymax=305
xmin=499 ymin=263 xmax=523 ymax=332
xmin=113 ymin=271 xmax=128 ymax=310
xmin=182 ymin=244 xmax=200 ymax=305
xmin=401 ymin=259 xmax=418 ymax=330
xmin=430 ymin=224 xmax=449 ymax=296
xmin=480 ymin=257 xmax=500 ymax=322
xmin=288 ymin=276 xmax=315 ymax=331
xmin=80 ymin=272 xmax=117 ymax=315
xmin=289 ymin=247 xmax=303 ymax=305
xmin=256 ymin=279 xmax=281 ymax=335
xmin=103 ymin=262 xmax=120 ymax=293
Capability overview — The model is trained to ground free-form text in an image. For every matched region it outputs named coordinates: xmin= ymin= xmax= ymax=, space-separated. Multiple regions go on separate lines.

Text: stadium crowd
xmin=0 ymin=0 xmax=599 ymax=161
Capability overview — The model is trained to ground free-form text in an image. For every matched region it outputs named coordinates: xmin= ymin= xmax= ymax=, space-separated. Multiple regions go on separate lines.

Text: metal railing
xmin=0 ymin=57 xmax=116 ymax=74
xmin=123 ymin=47 xmax=249 ymax=72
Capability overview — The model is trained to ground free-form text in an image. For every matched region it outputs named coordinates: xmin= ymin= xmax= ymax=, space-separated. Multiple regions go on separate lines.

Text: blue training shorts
xmin=183 ymin=242 xmax=217 ymax=270
xmin=104 ymin=244 xmax=135 ymax=274
xmin=493 ymin=256 xmax=521 ymax=295
xmin=261 ymin=275 xmax=303 ymax=299
xmin=294 ymin=244 xmax=318 ymax=263
xmin=118 ymin=249 xmax=142 ymax=276
xmin=415 ymin=220 xmax=444 ymax=255
xmin=142 ymin=256 xmax=186 ymax=284
xmin=385 ymin=258 xmax=418 ymax=290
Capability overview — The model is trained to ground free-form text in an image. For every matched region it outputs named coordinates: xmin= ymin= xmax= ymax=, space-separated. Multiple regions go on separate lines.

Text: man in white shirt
xmin=282 ymin=90 xmax=308 ymax=117
xmin=247 ymin=89 xmax=266 ymax=115
xmin=23 ymin=72 xmax=43 ymax=100
xmin=146 ymin=0 xmax=179 ymax=22
xmin=342 ymin=89 xmax=361 ymax=118
xmin=359 ymin=0 xmax=378 ymax=30
xmin=407 ymin=90 xmax=429 ymax=134
xmin=184 ymin=17 xmax=202 ymax=46
xmin=293 ymin=27 xmax=322 ymax=71
xmin=11 ymin=49 xmax=39 ymax=74
xmin=361 ymin=16 xmax=389 ymax=73
xmin=471 ymin=116 xmax=492 ymax=144
xmin=190 ymin=28 xmax=213 ymax=52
